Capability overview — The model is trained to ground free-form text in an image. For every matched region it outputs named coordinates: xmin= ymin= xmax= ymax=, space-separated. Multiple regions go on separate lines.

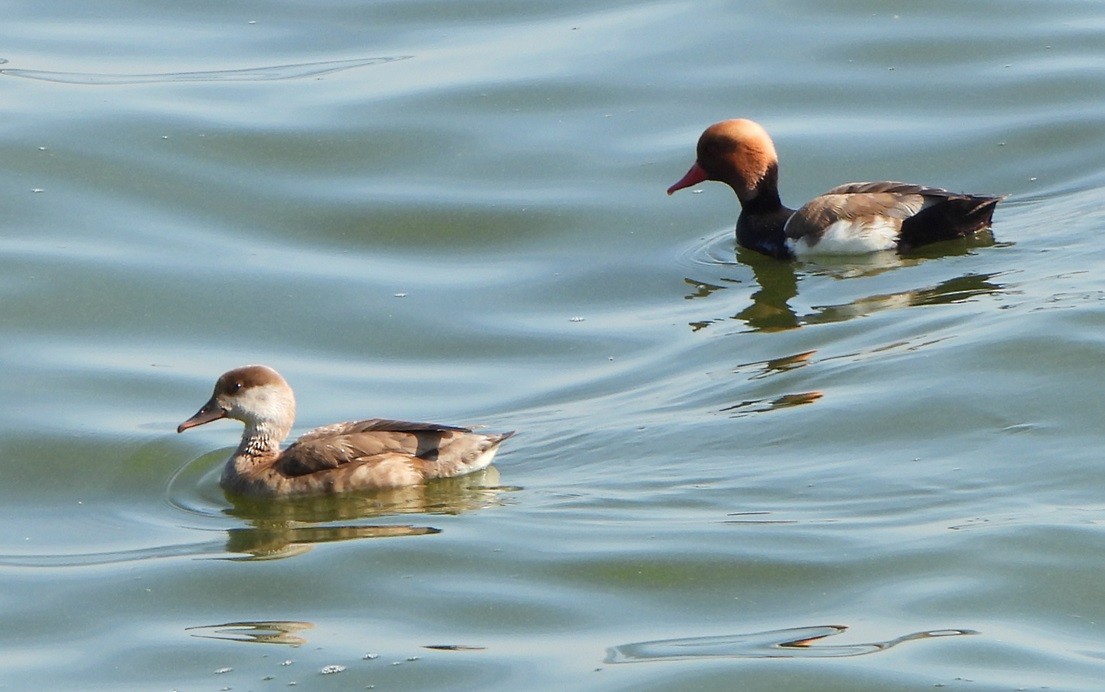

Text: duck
xmin=667 ymin=119 xmax=1001 ymax=259
xmin=176 ymin=365 xmax=514 ymax=497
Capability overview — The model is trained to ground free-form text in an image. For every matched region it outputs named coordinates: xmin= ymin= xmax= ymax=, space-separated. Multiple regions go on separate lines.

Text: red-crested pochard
xmin=177 ymin=365 xmax=514 ymax=497
xmin=668 ymin=119 xmax=1001 ymax=259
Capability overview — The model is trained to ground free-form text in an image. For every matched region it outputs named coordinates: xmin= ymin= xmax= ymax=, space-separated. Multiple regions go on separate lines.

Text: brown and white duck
xmin=177 ymin=365 xmax=514 ymax=497
xmin=667 ymin=119 xmax=1001 ymax=259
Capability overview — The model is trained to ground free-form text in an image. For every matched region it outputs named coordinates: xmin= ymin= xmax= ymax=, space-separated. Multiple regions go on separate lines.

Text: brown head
xmin=667 ymin=119 xmax=780 ymax=203
xmin=177 ymin=365 xmax=297 ymax=441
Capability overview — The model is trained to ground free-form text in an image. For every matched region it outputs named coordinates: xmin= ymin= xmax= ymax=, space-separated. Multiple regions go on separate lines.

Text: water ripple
xmin=606 ymin=625 xmax=977 ymax=663
xmin=0 ymin=56 xmax=411 ymax=85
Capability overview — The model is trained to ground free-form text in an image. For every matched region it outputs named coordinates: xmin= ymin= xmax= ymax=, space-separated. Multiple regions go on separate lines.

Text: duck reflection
xmin=221 ymin=467 xmax=511 ymax=560
xmin=0 ymin=468 xmax=511 ymax=568
xmin=606 ymin=624 xmax=976 ymax=663
xmin=686 ymin=239 xmax=1004 ymax=333
xmin=720 ymin=390 xmax=824 ymax=416
xmin=187 ymin=620 xmax=314 ymax=646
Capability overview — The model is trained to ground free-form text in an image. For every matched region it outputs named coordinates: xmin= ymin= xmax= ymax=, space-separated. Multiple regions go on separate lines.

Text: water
xmin=2 ymin=0 xmax=1105 ymax=689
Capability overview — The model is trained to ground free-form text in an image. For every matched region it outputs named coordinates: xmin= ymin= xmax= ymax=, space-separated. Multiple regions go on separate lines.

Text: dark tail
xmin=899 ymin=194 xmax=1002 ymax=251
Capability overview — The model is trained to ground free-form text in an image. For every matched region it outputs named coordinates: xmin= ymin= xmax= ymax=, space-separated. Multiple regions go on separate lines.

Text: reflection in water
xmin=221 ymin=467 xmax=512 ymax=559
xmin=0 ymin=523 xmax=439 ymax=567
xmin=684 ymin=230 xmax=1003 ymax=333
xmin=224 ymin=524 xmax=441 ymax=560
xmin=757 ymin=350 xmax=815 ymax=375
xmin=188 ymin=620 xmax=314 ymax=647
xmin=808 ymin=272 xmax=1006 ymax=326
xmin=0 ymin=468 xmax=510 ymax=566
xmin=0 ymin=540 xmax=230 ymax=568
xmin=721 ymin=390 xmax=824 ymax=417
xmin=719 ymin=350 xmax=822 ymax=418
xmin=186 ymin=621 xmax=490 ymax=652
xmin=606 ymin=625 xmax=977 ymax=663
xmin=728 ymin=251 xmax=801 ymax=332
xmin=690 ymin=263 xmax=1005 ymax=333
xmin=723 ymin=511 xmax=798 ymax=525
xmin=225 ymin=467 xmax=510 ymax=523
xmin=0 ymin=56 xmax=412 ymax=85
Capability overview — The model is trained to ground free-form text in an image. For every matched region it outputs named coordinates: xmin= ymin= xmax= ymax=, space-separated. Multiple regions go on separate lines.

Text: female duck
xmin=177 ymin=365 xmax=514 ymax=497
xmin=668 ymin=119 xmax=1001 ymax=259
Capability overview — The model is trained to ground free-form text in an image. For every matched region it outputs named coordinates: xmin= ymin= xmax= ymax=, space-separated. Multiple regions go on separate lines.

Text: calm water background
xmin=2 ymin=1 xmax=1105 ymax=689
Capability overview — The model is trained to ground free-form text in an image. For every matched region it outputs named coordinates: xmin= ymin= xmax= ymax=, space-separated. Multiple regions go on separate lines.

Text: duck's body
xmin=668 ymin=119 xmax=1001 ymax=259
xmin=177 ymin=365 xmax=514 ymax=498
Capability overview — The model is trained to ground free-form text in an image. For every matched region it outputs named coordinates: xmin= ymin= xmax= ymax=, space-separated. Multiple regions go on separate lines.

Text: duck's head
xmin=177 ymin=364 xmax=296 ymax=438
xmin=667 ymin=119 xmax=779 ymax=203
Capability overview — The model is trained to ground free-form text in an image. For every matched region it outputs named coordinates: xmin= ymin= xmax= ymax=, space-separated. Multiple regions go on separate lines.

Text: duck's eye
xmin=230 ymin=381 xmax=243 ymax=393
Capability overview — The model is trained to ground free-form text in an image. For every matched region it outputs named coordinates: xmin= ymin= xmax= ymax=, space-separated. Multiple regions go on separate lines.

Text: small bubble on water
xmin=362 ymin=653 xmax=379 ymax=660
xmin=32 ymin=188 xmax=44 ymax=193
xmin=320 ymin=665 xmax=346 ymax=675
xmin=214 ymin=667 xmax=232 ymax=675
xmin=280 ymin=660 xmax=294 ymax=667
xmin=569 ymin=316 xmax=584 ymax=322
xmin=393 ymin=292 xmax=408 ymax=298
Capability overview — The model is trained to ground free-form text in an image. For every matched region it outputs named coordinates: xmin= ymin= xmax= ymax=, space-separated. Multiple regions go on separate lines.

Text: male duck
xmin=177 ymin=365 xmax=514 ymax=497
xmin=667 ymin=119 xmax=1001 ymax=259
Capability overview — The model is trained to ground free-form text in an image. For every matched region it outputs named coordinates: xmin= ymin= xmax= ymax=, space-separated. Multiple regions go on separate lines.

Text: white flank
xmin=787 ymin=216 xmax=901 ymax=256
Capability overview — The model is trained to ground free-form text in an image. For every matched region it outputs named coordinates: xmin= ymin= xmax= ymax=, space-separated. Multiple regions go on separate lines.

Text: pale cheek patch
xmin=239 ymin=386 xmax=287 ymax=422
xmin=789 ymin=217 xmax=901 ymax=256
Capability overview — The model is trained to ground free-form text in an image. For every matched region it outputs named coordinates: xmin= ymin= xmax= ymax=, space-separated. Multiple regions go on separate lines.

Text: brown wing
xmin=820 ymin=181 xmax=954 ymax=197
xmin=278 ymin=419 xmax=474 ymax=477
xmin=295 ymin=418 xmax=471 ymax=442
xmin=785 ymin=184 xmax=926 ymax=241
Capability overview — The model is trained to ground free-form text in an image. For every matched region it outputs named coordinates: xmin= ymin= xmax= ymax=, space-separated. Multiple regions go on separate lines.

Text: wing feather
xmin=278 ymin=419 xmax=473 ymax=477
